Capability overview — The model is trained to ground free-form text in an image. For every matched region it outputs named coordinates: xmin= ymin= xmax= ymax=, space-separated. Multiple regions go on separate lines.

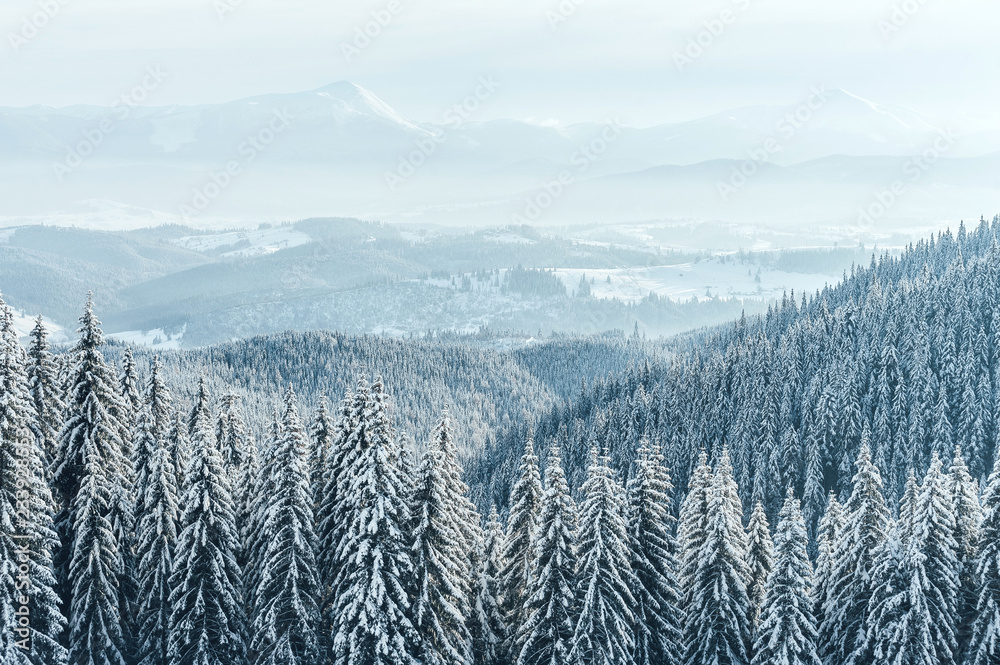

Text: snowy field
xmin=553 ymin=256 xmax=838 ymax=303
xmin=108 ymin=326 xmax=186 ymax=350
xmin=173 ymin=227 xmax=311 ymax=257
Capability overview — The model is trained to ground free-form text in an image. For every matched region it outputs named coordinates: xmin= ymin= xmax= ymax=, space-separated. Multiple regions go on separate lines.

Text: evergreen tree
xmin=868 ymin=454 xmax=960 ymax=665
xmin=499 ymin=436 xmax=543 ymax=661
xmin=117 ymin=347 xmax=142 ymax=458
xmin=216 ymin=392 xmax=252 ymax=479
xmin=68 ymin=439 xmax=128 ymax=665
xmin=164 ymin=411 xmax=189 ymax=495
xmin=330 ymin=378 xmax=418 ymax=665
xmin=134 ymin=406 xmax=179 ymax=665
xmin=745 ymin=501 xmax=773 ymax=629
xmin=26 ymin=315 xmax=65 ymax=473
xmin=677 ymin=450 xmax=713 ymax=597
xmin=682 ymin=453 xmax=752 ymax=665
xmin=812 ymin=492 xmax=843 ymax=634
xmin=187 ymin=377 xmax=210 ymax=439
xmin=143 ymin=357 xmax=173 ymax=439
xmin=967 ymin=455 xmax=1000 ymax=665
xmin=310 ymin=396 xmax=334 ymax=503
xmin=410 ymin=419 xmax=474 ymax=665
xmin=0 ymin=297 xmax=67 ymax=665
xmin=627 ymin=442 xmax=683 ymax=665
xmin=570 ymin=449 xmax=636 ymax=665
xmin=516 ymin=446 xmax=577 ymax=665
xmin=53 ymin=295 xmax=130 ymax=665
xmin=249 ymin=387 xmax=321 ymax=665
xmin=898 ymin=468 xmax=920 ymax=545
xmin=244 ymin=409 xmax=281 ymax=617
xmin=315 ymin=387 xmax=357 ymax=608
xmin=167 ymin=408 xmax=247 ymax=665
xmin=470 ymin=506 xmax=507 ymax=665
xmin=820 ymin=444 xmax=889 ymax=665
xmin=948 ymin=445 xmax=982 ymax=656
xmin=751 ymin=488 xmax=821 ymax=665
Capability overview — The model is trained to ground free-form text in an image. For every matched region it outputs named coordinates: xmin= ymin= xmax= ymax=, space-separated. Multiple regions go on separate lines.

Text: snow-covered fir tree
xmin=410 ymin=417 xmax=475 ymax=665
xmin=0 ymin=297 xmax=66 ymax=665
xmin=309 ymin=396 xmax=334 ymax=502
xmin=330 ymin=377 xmax=418 ymax=665
xmin=26 ymin=315 xmax=65 ymax=473
xmin=499 ymin=435 xmax=543 ymax=661
xmin=898 ymin=468 xmax=920 ymax=545
xmin=167 ymin=406 xmax=246 ymax=665
xmin=516 ymin=445 xmax=577 ymax=665
xmin=134 ymin=406 xmax=179 ymax=665
xmin=869 ymin=453 xmax=960 ymax=665
xmin=249 ymin=387 xmax=321 ymax=665
xmin=164 ymin=411 xmax=189 ymax=495
xmin=216 ymin=392 xmax=253 ymax=480
xmin=430 ymin=412 xmax=482 ymax=572
xmin=627 ymin=441 xmax=683 ymax=665
xmin=117 ymin=347 xmax=142 ymax=458
xmin=315 ymin=386 xmax=357 ymax=639
xmin=745 ymin=501 xmax=773 ymax=630
xmin=947 ymin=445 xmax=982 ymax=656
xmin=143 ymin=357 xmax=173 ymax=439
xmin=470 ymin=506 xmax=507 ymax=665
xmin=68 ymin=439 xmax=128 ymax=665
xmin=967 ymin=454 xmax=1000 ymax=665
xmin=677 ymin=450 xmax=713 ymax=597
xmin=751 ymin=488 xmax=821 ymax=665
xmin=244 ymin=409 xmax=282 ymax=617
xmin=53 ymin=295 xmax=131 ymax=665
xmin=819 ymin=444 xmax=889 ymax=665
xmin=682 ymin=451 xmax=752 ymax=665
xmin=570 ymin=448 xmax=636 ymax=665
xmin=811 ymin=492 xmax=843 ymax=637
xmin=186 ymin=377 xmax=210 ymax=438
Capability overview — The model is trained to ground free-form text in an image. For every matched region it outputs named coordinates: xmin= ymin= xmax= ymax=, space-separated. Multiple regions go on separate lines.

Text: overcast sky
xmin=1 ymin=0 xmax=998 ymax=128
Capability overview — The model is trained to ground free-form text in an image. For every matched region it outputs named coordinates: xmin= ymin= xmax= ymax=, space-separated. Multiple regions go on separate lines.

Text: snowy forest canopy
xmin=2 ymin=216 xmax=1000 ymax=665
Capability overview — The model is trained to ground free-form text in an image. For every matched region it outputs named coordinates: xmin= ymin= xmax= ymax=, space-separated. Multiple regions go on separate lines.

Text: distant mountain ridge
xmin=0 ymin=83 xmax=996 ymax=226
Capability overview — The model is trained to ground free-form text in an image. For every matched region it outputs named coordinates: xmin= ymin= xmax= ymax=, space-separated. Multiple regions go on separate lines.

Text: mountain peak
xmin=301 ymin=81 xmax=427 ymax=133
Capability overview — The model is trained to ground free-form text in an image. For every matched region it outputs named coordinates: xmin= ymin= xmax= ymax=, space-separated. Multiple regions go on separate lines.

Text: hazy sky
xmin=1 ymin=0 xmax=998 ymax=128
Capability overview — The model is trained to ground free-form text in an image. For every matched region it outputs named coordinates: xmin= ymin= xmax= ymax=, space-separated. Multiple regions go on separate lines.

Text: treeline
xmin=5 ymin=290 xmax=1000 ymax=665
xmin=472 ymin=216 xmax=1000 ymax=537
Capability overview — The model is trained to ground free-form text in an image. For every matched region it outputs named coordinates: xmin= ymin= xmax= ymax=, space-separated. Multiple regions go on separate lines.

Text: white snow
xmin=173 ymin=226 xmax=311 ymax=257
xmin=553 ymin=256 xmax=837 ymax=303
xmin=10 ymin=311 xmax=69 ymax=345
xmin=483 ymin=231 xmax=536 ymax=245
xmin=108 ymin=325 xmax=185 ymax=349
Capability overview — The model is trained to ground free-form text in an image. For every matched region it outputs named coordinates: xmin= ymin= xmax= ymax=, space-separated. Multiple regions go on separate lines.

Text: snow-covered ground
xmin=10 ymin=311 xmax=69 ymax=345
xmin=553 ymin=256 xmax=838 ymax=303
xmin=108 ymin=325 xmax=186 ymax=350
xmin=173 ymin=227 xmax=311 ymax=257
